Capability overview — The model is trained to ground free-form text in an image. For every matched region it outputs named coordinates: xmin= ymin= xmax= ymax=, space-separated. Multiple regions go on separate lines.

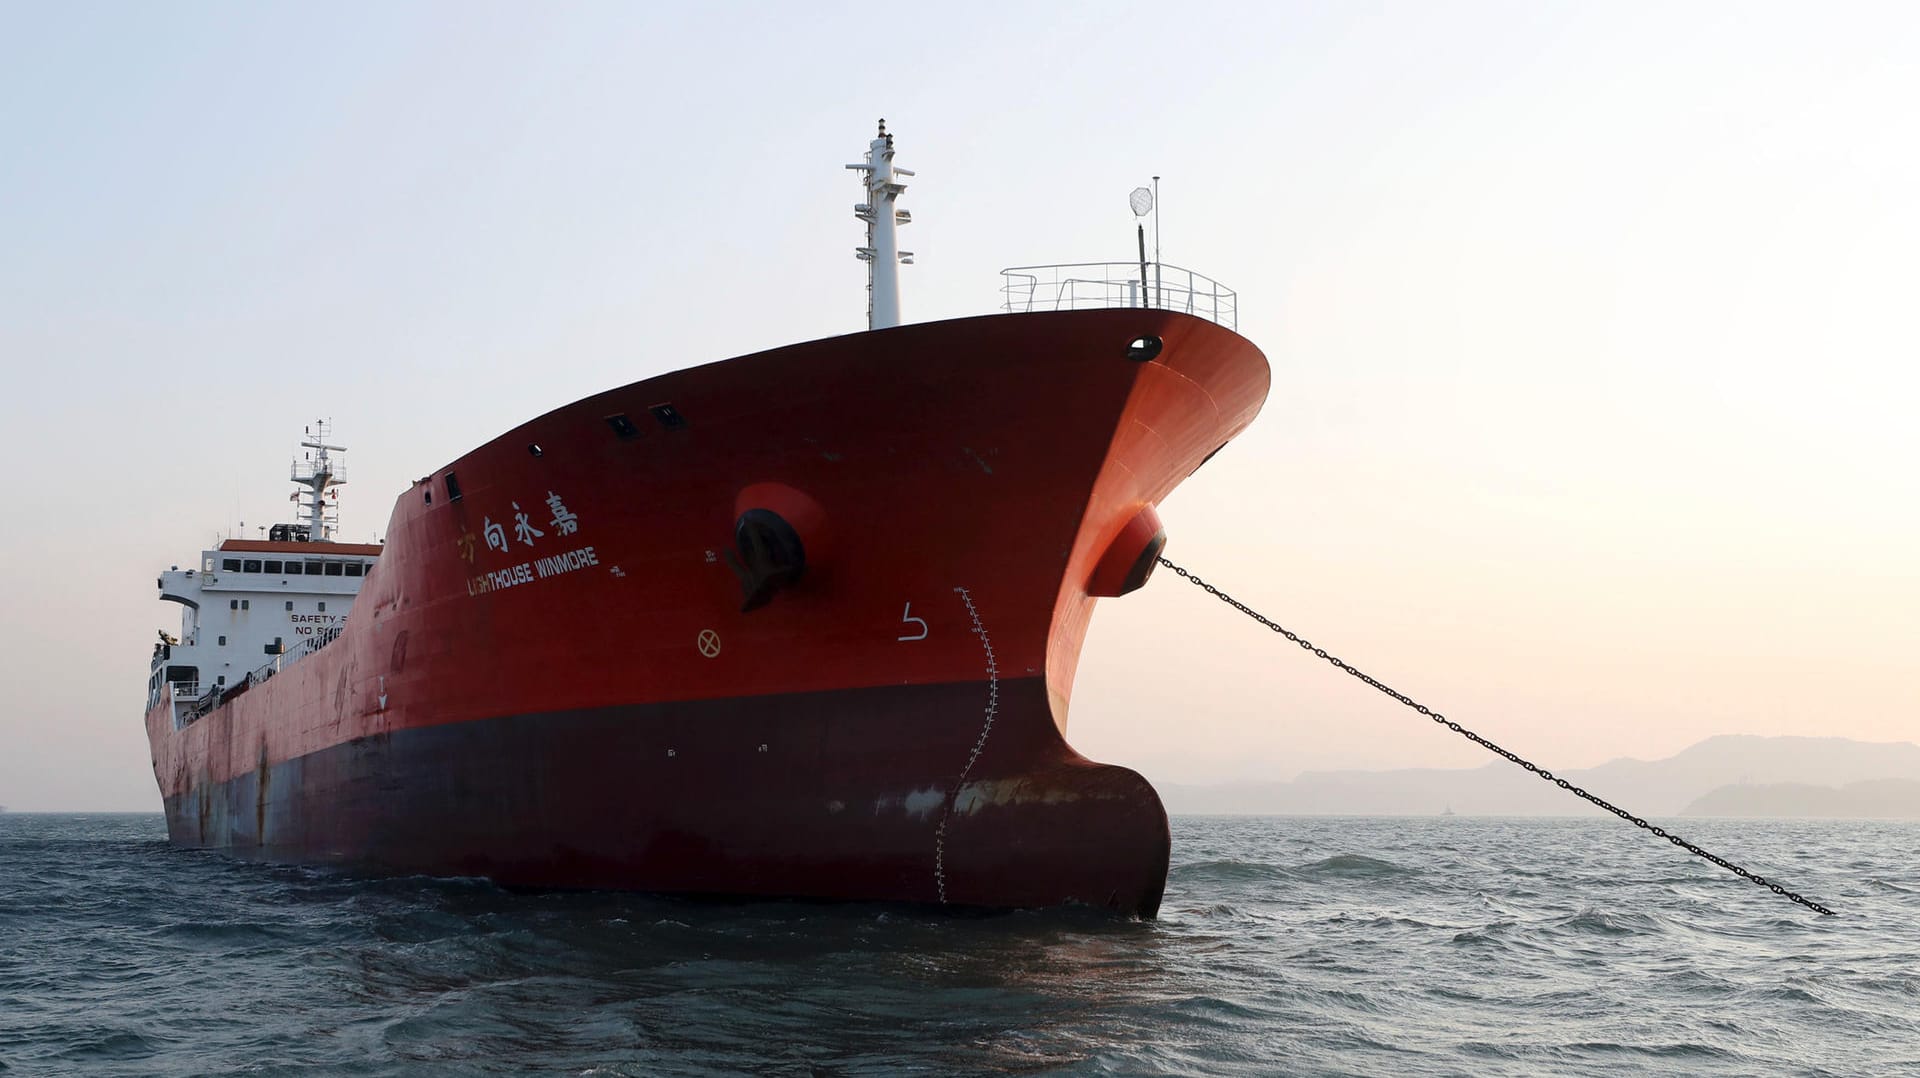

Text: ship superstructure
xmin=148 ymin=423 xmax=380 ymax=729
xmin=142 ymin=128 xmax=1268 ymax=916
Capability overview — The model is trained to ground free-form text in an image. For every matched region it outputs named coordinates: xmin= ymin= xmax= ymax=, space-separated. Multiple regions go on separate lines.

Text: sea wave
xmin=1293 ymin=853 xmax=1419 ymax=877
xmin=1168 ymin=858 xmax=1293 ymax=883
xmin=0 ymin=813 xmax=1913 ymax=1076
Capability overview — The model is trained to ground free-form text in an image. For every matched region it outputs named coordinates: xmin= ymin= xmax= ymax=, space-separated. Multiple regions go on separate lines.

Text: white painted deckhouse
xmin=147 ymin=424 xmax=380 ymax=729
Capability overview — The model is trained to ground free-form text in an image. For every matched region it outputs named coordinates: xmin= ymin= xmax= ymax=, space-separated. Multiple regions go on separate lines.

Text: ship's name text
xmin=467 ymin=545 xmax=599 ymax=597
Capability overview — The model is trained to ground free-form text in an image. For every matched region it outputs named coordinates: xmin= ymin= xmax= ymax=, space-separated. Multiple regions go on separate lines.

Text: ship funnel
xmin=846 ymin=119 xmax=914 ymax=330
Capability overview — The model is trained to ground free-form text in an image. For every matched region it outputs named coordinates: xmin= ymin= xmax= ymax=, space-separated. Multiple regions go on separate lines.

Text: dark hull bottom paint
xmin=164 ymin=678 xmax=1170 ymax=917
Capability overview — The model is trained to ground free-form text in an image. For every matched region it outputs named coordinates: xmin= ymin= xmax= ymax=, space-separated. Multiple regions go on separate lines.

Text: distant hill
xmin=1682 ymin=778 xmax=1920 ymax=818
xmin=1161 ymin=736 xmax=1920 ymax=817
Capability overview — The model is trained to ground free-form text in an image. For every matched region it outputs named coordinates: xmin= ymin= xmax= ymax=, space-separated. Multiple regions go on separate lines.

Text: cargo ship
xmin=143 ymin=125 xmax=1269 ymax=917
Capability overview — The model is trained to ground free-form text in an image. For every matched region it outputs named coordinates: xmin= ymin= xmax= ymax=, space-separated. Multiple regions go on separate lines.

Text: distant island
xmin=1161 ymin=735 xmax=1920 ymax=818
xmin=1681 ymin=778 xmax=1920 ymax=818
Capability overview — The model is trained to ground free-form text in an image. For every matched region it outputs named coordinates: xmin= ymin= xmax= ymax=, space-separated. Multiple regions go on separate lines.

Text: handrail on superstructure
xmin=168 ymin=628 xmax=346 ymax=730
xmin=999 ymin=262 xmax=1238 ymax=331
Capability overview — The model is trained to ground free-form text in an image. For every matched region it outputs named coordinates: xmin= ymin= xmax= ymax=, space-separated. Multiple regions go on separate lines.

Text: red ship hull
xmin=146 ymin=309 xmax=1268 ymax=916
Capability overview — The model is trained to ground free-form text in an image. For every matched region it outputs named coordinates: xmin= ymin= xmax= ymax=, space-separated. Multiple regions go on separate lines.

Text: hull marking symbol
xmin=897 ymin=602 xmax=928 ymax=641
xmin=696 ymin=629 xmax=722 ymax=658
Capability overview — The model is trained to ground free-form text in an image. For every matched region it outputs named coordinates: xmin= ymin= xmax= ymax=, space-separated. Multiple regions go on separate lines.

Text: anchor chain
xmin=1157 ymin=556 xmax=1836 ymax=917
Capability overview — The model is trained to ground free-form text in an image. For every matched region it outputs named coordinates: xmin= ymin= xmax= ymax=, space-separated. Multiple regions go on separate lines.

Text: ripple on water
xmin=1294 ymin=854 xmax=1419 ymax=878
xmin=1550 ymin=907 xmax=1666 ymax=937
xmin=1169 ymin=858 xmax=1293 ymax=884
xmin=49 ymin=1029 xmax=162 ymax=1064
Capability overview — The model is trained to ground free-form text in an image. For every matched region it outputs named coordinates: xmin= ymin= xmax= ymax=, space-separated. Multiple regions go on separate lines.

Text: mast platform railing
xmin=1000 ymin=262 xmax=1237 ymax=331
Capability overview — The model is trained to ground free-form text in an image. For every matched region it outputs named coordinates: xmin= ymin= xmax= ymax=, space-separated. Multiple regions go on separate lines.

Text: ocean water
xmin=1 ymin=814 xmax=1914 ymax=1076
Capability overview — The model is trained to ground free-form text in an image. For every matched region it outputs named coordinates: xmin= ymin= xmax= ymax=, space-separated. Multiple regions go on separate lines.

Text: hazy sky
xmin=2 ymin=3 xmax=1915 ymax=810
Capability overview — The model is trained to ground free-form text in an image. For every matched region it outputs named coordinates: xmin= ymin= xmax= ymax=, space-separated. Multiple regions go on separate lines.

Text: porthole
xmin=1126 ymin=335 xmax=1163 ymax=362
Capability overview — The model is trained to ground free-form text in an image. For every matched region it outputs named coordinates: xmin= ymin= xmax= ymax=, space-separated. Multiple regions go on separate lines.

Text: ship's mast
xmin=291 ymin=420 xmax=346 ymax=542
xmin=847 ymin=119 xmax=914 ymax=330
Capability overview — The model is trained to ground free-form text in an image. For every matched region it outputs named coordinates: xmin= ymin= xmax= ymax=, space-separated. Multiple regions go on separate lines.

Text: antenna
xmin=292 ymin=419 xmax=348 ymax=542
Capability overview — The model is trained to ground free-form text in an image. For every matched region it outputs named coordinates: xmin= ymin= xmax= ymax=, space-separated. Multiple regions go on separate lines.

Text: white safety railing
xmin=1000 ymin=262 xmax=1237 ymax=331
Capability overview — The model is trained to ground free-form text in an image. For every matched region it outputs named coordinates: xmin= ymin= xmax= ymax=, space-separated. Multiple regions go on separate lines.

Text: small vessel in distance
xmin=143 ymin=124 xmax=1270 ymax=917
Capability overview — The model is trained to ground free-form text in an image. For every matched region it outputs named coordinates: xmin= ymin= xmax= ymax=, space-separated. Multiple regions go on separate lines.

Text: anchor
xmin=723 ymin=508 xmax=807 ymax=612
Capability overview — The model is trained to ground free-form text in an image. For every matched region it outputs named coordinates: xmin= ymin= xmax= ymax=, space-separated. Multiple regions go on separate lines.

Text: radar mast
xmin=291 ymin=420 xmax=346 ymax=542
xmin=847 ymin=119 xmax=915 ymax=330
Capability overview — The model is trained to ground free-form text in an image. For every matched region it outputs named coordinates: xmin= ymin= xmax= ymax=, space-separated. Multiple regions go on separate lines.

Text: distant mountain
xmin=1161 ymin=736 xmax=1920 ymax=817
xmin=1682 ymin=778 xmax=1920 ymax=818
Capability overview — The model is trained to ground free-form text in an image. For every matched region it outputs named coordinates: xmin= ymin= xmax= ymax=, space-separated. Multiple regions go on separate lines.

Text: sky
xmin=1 ymin=2 xmax=1915 ymax=810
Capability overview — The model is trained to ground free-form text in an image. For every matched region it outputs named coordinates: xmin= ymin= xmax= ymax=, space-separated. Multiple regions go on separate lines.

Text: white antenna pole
xmin=847 ymin=119 xmax=914 ymax=330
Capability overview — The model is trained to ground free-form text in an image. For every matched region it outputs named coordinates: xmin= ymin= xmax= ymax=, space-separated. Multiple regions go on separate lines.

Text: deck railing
xmin=163 ymin=629 xmax=346 ymax=730
xmin=1000 ymin=262 xmax=1237 ymax=331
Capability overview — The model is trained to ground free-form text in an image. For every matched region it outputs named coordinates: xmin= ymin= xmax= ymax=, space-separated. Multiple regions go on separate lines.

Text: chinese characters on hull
xmin=460 ymin=490 xmax=601 ymax=598
xmin=474 ymin=492 xmax=581 ymax=557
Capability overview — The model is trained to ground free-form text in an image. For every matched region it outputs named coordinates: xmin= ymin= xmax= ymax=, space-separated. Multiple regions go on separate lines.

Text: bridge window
xmin=345 ymin=562 xmax=364 ymax=577
xmin=324 ymin=562 xmax=344 ymax=577
xmin=243 ymin=559 xmax=262 ymax=573
xmin=305 ymin=560 xmax=322 ymax=575
xmin=264 ymin=560 xmax=282 ymax=573
xmin=222 ymin=558 xmax=241 ymax=572
xmin=285 ymin=562 xmax=302 ymax=575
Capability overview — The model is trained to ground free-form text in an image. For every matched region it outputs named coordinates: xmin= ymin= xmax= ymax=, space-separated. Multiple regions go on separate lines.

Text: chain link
xmin=1157 ymin=556 xmax=1835 ymax=917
